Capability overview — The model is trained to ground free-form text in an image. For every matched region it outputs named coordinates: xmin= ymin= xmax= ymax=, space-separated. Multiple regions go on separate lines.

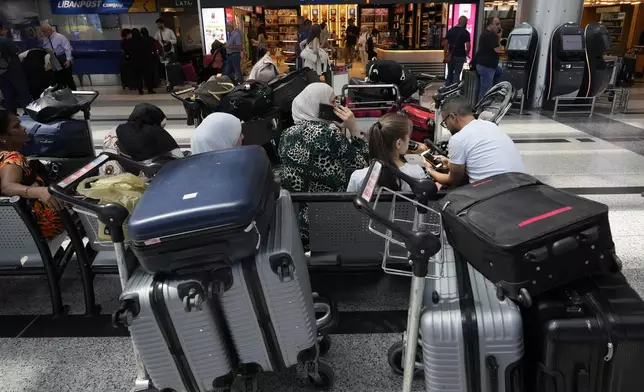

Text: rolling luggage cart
xmin=353 ymin=159 xmax=442 ymax=392
xmin=49 ymin=153 xmax=162 ymax=392
xmin=170 ymin=86 xmax=201 ymax=127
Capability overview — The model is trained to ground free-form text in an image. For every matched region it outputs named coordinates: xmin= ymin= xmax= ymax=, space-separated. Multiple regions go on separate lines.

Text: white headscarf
xmin=191 ymin=112 xmax=242 ymax=154
xmin=292 ymin=83 xmax=334 ymax=123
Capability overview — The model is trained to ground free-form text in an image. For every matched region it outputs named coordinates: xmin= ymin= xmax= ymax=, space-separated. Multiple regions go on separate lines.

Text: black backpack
xmin=219 ymin=80 xmax=273 ymax=122
xmin=365 ymin=60 xmax=418 ymax=101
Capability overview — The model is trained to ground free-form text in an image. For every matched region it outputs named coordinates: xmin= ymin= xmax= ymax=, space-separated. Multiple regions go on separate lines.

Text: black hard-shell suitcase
xmin=523 ymin=272 xmax=644 ymax=392
xmin=128 ymin=146 xmax=279 ymax=275
xmin=268 ymin=67 xmax=318 ymax=111
xmin=241 ymin=109 xmax=282 ymax=147
xmin=440 ymin=172 xmax=620 ymax=307
xmin=166 ymin=61 xmax=186 ymax=88
xmin=347 ymin=77 xmax=397 ymax=102
xmin=220 ymin=80 xmax=273 ymax=122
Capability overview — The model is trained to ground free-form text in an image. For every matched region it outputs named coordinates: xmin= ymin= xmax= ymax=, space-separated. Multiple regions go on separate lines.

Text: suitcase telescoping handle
xmin=353 ymin=159 xmax=441 ymax=278
xmin=71 ymin=90 xmax=100 ymax=120
xmin=48 ymin=152 xmax=162 ymax=242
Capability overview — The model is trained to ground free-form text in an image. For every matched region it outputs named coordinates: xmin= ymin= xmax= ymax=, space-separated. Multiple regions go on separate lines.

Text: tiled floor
xmin=3 ymin=77 xmax=644 ymax=392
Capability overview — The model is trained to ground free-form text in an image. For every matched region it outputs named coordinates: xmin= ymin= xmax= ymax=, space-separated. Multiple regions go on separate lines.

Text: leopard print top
xmin=278 ymin=120 xmax=369 ymax=245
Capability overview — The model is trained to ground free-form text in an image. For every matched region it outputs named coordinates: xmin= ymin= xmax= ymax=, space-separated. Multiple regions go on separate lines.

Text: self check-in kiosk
xmin=503 ymin=23 xmax=539 ymax=100
xmin=543 ymin=22 xmax=586 ymax=109
xmin=578 ymin=23 xmax=615 ymax=98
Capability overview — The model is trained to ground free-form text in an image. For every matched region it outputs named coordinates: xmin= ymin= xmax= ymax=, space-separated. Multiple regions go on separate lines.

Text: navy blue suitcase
xmin=128 ymin=145 xmax=279 ymax=275
xmin=19 ymin=116 xmax=94 ymax=158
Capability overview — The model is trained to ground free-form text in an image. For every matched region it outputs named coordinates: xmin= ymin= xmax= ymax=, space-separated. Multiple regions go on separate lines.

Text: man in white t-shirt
xmin=426 ymin=95 xmax=524 ymax=186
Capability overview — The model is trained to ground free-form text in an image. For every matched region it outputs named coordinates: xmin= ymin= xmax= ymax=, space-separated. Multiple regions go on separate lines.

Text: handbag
xmin=443 ymin=28 xmax=466 ymax=64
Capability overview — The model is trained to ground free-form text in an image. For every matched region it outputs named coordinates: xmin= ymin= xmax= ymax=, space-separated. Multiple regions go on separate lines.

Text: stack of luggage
xmin=183 ymin=67 xmax=319 ymax=163
xmin=347 ymin=60 xmax=418 ymax=104
xmin=107 ymin=147 xmax=335 ymax=391
xmin=359 ymin=166 xmax=644 ymax=392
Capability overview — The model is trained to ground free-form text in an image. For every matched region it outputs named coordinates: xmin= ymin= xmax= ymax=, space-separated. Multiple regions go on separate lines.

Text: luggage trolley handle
xmin=71 ymin=90 xmax=100 ymax=120
xmin=353 ymin=159 xmax=441 ymax=278
xmin=341 ymin=83 xmax=402 ymax=108
xmin=48 ymin=152 xmax=162 ymax=242
xmin=170 ymin=87 xmax=197 ymax=104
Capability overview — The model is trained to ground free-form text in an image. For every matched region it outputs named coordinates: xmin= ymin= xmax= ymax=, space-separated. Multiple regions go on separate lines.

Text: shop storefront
xmin=159 ymin=0 xmax=202 ymax=60
xmin=198 ymin=0 xmax=484 ymax=76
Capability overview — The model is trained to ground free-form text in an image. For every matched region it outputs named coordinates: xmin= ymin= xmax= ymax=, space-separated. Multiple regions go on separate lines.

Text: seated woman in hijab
xmin=190 ymin=112 xmax=244 ymax=154
xmin=100 ymin=103 xmax=183 ymax=179
xmin=279 ymin=82 xmax=368 ymax=246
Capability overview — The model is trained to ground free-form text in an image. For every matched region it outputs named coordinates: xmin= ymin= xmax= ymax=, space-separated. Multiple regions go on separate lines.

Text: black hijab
xmin=115 ymin=103 xmax=179 ymax=162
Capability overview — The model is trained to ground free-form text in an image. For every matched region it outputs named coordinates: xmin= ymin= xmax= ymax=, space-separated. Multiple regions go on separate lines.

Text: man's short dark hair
xmin=486 ymin=17 xmax=497 ymax=28
xmin=441 ymin=95 xmax=473 ymax=116
xmin=155 ymin=18 xmax=165 ymax=25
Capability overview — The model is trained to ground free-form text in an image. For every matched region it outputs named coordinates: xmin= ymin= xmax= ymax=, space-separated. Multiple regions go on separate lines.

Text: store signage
xmin=51 ymin=0 xmax=157 ymax=14
xmin=201 ymin=8 xmax=228 ymax=53
xmin=175 ymin=0 xmax=195 ymax=6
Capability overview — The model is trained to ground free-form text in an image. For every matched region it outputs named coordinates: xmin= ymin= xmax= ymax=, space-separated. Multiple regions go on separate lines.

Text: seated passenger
xmin=279 ymin=82 xmax=368 ymax=248
xmin=101 ymin=103 xmax=182 ymax=179
xmin=347 ymin=113 xmax=425 ymax=192
xmin=191 ymin=112 xmax=244 ymax=154
xmin=426 ymin=96 xmax=524 ymax=187
xmin=279 ymin=82 xmax=368 ymax=193
xmin=0 ymin=109 xmax=64 ymax=239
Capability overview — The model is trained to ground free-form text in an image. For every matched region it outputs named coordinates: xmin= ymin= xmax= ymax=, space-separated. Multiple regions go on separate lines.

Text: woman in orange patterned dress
xmin=0 ymin=109 xmax=64 ymax=239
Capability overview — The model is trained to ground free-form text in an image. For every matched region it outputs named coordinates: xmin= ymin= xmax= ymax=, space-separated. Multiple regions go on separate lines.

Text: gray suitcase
xmin=119 ymin=269 xmax=234 ymax=392
xmin=219 ymin=189 xmax=333 ymax=386
xmin=420 ymin=244 xmax=524 ymax=392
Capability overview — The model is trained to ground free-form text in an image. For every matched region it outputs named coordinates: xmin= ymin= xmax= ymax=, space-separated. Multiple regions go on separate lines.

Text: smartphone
xmin=319 ymin=103 xmax=342 ymax=122
xmin=420 ymin=149 xmax=445 ymax=170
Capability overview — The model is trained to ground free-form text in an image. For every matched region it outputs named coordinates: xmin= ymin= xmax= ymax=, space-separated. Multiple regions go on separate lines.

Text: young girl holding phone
xmin=347 ymin=113 xmax=427 ymax=192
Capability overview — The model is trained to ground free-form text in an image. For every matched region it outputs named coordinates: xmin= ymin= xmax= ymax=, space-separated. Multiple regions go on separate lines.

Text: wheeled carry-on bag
xmin=218 ymin=189 xmax=334 ymax=388
xmin=523 ymin=272 xmax=644 ymax=392
xmin=268 ymin=67 xmax=318 ymax=111
xmin=420 ymin=248 xmax=524 ymax=392
xmin=127 ymin=146 xmax=278 ymax=275
xmin=118 ymin=268 xmax=235 ymax=392
xmin=440 ymin=172 xmax=621 ymax=307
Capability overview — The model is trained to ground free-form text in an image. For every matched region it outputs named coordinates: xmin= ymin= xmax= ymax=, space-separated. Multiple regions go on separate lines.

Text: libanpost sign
xmin=51 ymin=0 xmax=158 ymax=14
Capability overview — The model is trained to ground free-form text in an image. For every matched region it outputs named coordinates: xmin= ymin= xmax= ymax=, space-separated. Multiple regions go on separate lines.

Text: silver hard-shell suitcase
xmin=420 ymin=244 xmax=524 ymax=392
xmin=121 ymin=268 xmax=234 ymax=392
xmin=219 ymin=190 xmax=331 ymax=384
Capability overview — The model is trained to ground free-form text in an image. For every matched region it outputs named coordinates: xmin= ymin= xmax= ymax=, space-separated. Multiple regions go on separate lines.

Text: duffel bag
xmin=366 ymin=60 xmax=406 ymax=84
xmin=440 ymin=172 xmax=621 ymax=307
xmin=128 ymin=145 xmax=279 ymax=275
xmin=346 ymin=77 xmax=397 ymax=102
xmin=193 ymin=76 xmax=235 ymax=114
xmin=19 ymin=116 xmax=93 ymax=158
xmin=268 ymin=67 xmax=318 ymax=112
xmin=219 ymin=80 xmax=272 ymax=121
xmin=25 ymin=87 xmax=84 ymax=123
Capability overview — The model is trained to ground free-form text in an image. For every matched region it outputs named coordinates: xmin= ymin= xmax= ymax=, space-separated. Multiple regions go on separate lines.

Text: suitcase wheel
xmin=183 ymin=288 xmax=204 ymax=312
xmin=318 ymin=335 xmax=331 ymax=356
xmin=517 ymin=288 xmax=532 ymax=308
xmin=387 ymin=340 xmax=423 ymax=377
xmin=308 ymin=361 xmax=335 ymax=390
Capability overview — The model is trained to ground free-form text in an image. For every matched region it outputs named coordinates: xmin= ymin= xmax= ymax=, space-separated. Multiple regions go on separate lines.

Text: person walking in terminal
xmin=344 ymin=18 xmax=360 ymax=65
xmin=426 ymin=96 xmax=524 ymax=187
xmin=474 ymin=17 xmax=503 ymax=102
xmin=224 ymin=20 xmax=243 ymax=84
xmin=0 ymin=23 xmax=32 ymax=114
xmin=444 ymin=15 xmax=471 ymax=87
xmin=154 ymin=18 xmax=177 ymax=58
xmin=40 ymin=24 xmax=77 ymax=91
